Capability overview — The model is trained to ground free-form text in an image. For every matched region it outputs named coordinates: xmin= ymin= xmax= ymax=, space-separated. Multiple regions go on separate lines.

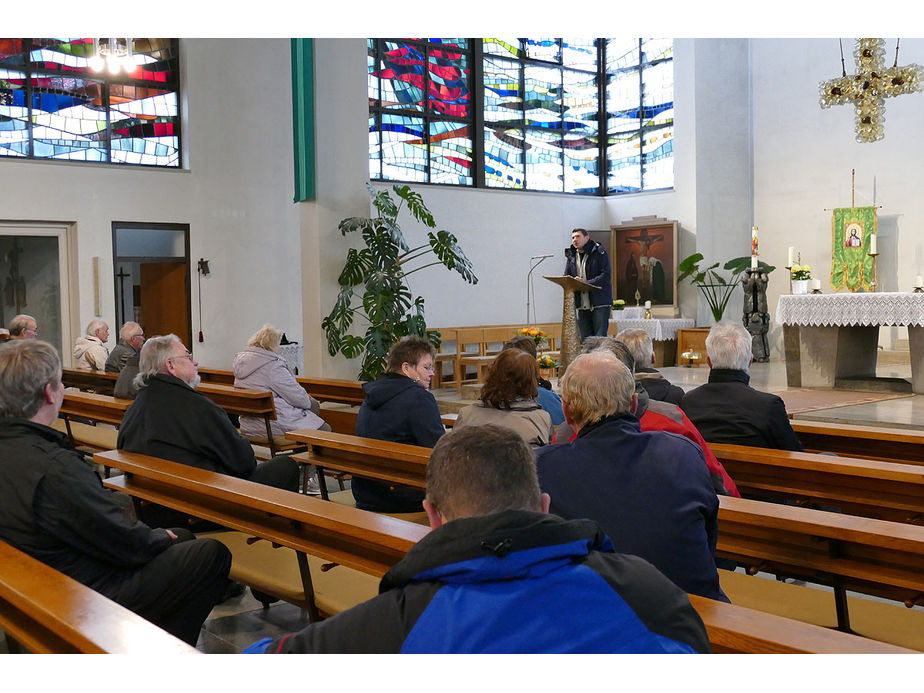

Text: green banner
xmin=831 ymin=206 xmax=877 ymax=292
xmin=291 ymin=39 xmax=315 ymax=202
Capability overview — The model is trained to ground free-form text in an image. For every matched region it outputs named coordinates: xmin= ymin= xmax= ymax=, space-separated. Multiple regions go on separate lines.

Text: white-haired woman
xmin=233 ymin=324 xmax=330 ymax=437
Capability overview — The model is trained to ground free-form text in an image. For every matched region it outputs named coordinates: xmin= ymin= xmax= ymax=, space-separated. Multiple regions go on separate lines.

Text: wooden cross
xmin=820 ymin=38 xmax=923 ymax=143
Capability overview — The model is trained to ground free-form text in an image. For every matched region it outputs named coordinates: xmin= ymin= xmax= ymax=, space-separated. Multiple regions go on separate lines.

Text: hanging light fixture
xmin=88 ymin=38 xmax=139 ymax=75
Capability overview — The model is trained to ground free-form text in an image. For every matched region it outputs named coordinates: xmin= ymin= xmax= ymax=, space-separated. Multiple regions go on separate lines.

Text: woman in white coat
xmin=232 ymin=325 xmax=329 ymax=437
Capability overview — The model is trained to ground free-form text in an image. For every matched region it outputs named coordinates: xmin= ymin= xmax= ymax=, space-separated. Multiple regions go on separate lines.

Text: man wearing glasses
xmin=8 ymin=314 xmax=38 ymax=340
xmin=117 ymin=335 xmax=299 ymax=528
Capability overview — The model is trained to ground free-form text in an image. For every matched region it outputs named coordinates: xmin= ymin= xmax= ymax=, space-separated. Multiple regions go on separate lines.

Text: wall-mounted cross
xmin=819 ymin=38 xmax=923 ymax=143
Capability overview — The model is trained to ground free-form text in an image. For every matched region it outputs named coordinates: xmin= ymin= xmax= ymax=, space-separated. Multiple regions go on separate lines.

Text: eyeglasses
xmin=418 ymin=363 xmax=435 ymax=372
xmin=170 ymin=352 xmax=195 ymax=362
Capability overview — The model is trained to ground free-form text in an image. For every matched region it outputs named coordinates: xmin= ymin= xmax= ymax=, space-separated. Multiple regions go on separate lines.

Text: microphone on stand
xmin=527 ymin=255 xmax=555 ymax=325
xmin=531 ymin=253 xmax=555 ymax=259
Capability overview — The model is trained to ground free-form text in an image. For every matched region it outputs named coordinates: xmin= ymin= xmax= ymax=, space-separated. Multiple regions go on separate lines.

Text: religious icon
xmin=845 ymin=223 xmax=863 ymax=248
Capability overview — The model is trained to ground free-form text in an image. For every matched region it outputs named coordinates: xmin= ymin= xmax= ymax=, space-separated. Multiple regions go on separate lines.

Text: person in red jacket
xmin=553 ymin=336 xmax=739 ymax=497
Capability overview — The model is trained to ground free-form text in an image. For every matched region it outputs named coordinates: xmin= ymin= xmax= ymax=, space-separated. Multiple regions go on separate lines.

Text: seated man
xmin=117 ymin=335 xmax=299 ymax=522
xmin=557 ymin=336 xmax=739 ymax=498
xmin=245 ymin=425 xmax=710 ymax=654
xmin=73 ymin=319 xmax=110 ymax=371
xmin=616 ymin=328 xmax=684 ymax=405
xmin=536 ymin=351 xmax=728 ymax=602
xmin=8 ymin=314 xmax=38 ymax=340
xmin=681 ymin=322 xmax=803 ymax=451
xmin=503 ymin=335 xmax=564 ymax=426
xmin=106 ymin=321 xmax=145 ymax=372
xmin=0 ymin=339 xmax=231 ymax=645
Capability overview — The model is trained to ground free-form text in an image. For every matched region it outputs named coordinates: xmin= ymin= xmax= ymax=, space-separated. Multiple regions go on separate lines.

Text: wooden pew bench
xmin=91 ymin=450 xmax=909 ymax=653
xmin=0 ymin=539 xmax=197 ymax=654
xmin=61 ymin=367 xmax=119 ymax=395
xmin=708 ymin=442 xmax=924 ymax=525
xmin=790 ymin=419 xmax=924 ymax=465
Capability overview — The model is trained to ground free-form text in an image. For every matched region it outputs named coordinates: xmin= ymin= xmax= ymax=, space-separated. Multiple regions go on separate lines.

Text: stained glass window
xmin=0 ymin=38 xmax=180 ymax=167
xmin=371 ymin=37 xmax=672 ymax=196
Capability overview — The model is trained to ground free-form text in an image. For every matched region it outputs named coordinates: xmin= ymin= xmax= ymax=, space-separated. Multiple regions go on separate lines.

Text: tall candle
xmin=645 ymin=300 xmax=651 ymax=309
xmin=751 ymin=226 xmax=758 ymax=256
xmin=812 ymin=279 xmax=821 ymax=290
xmin=751 ymin=255 xmax=758 ymax=269
xmin=916 ymin=275 xmax=923 ymax=288
xmin=787 ymin=246 xmax=795 ymax=266
xmin=869 ymin=234 xmax=877 ymax=254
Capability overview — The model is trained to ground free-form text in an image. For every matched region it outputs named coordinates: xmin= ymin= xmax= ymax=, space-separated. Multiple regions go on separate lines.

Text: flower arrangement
xmin=517 ymin=327 xmax=547 ymax=347
xmin=537 ymin=354 xmax=559 ymax=369
xmin=612 ymin=299 xmax=626 ymax=310
xmin=791 ymin=264 xmax=812 ymax=280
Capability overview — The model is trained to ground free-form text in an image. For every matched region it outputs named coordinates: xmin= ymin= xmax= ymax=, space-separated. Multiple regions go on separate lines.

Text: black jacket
xmin=636 ymin=367 xmax=685 ymax=405
xmin=352 ymin=373 xmax=445 ymax=512
xmin=564 ymin=238 xmax=613 ymax=307
xmin=246 ymin=511 xmax=710 ymax=654
xmin=0 ymin=419 xmax=172 ymax=593
xmin=117 ymin=373 xmax=257 ymax=477
xmin=680 ymin=369 xmax=804 ymax=451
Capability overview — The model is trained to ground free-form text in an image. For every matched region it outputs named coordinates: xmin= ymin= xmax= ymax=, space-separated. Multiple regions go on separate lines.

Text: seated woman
xmin=233 ymin=325 xmax=330 ymax=494
xmin=454 ymin=348 xmax=553 ymax=448
xmin=353 ymin=336 xmax=445 ymax=513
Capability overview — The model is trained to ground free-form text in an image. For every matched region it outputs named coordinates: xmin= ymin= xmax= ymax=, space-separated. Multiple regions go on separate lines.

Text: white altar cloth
xmin=776 ymin=292 xmax=924 ymax=327
xmin=609 ymin=317 xmax=695 ymax=341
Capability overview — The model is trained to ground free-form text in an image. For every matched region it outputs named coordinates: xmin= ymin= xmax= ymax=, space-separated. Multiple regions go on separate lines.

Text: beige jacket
xmin=454 ymin=398 xmax=553 ymax=448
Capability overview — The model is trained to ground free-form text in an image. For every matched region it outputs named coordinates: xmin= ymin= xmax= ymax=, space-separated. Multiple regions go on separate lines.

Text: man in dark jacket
xmin=681 ymin=322 xmax=803 ymax=451
xmin=117 ymin=335 xmax=299 ymax=525
xmin=105 ymin=321 xmax=144 ymax=372
xmin=564 ymin=228 xmax=613 ymax=340
xmin=536 ymin=350 xmax=728 ymax=602
xmin=0 ymin=339 xmax=231 ymax=645
xmin=616 ymin=328 xmax=685 ymax=405
xmin=245 ymin=424 xmax=710 ymax=654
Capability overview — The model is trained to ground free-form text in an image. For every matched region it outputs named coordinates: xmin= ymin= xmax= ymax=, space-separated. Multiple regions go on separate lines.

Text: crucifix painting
xmin=819 ymin=38 xmax=923 ymax=143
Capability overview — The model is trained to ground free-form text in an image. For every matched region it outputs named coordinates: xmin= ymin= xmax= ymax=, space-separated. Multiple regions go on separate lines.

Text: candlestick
xmin=787 ymin=246 xmax=795 ymax=266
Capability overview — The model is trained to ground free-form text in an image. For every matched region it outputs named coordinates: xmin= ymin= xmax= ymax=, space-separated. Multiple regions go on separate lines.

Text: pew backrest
xmin=0 ymin=539 xmax=197 ymax=654
xmin=790 ymin=419 xmax=924 ymax=465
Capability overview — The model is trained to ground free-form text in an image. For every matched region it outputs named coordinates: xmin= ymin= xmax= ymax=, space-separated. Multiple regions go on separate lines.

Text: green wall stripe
xmin=291 ymin=38 xmax=315 ymax=202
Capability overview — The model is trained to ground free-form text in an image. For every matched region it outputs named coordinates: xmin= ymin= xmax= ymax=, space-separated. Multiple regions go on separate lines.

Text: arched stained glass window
xmin=369 ymin=37 xmax=673 ymax=196
xmin=0 ymin=38 xmax=180 ymax=167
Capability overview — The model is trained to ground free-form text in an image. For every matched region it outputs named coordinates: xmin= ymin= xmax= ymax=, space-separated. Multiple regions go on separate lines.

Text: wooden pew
xmin=91 ymin=450 xmax=910 ymax=653
xmin=0 ymin=540 xmax=197 ymax=654
xmin=708 ymin=442 xmax=924 ymax=525
xmin=61 ymin=367 xmax=119 ymax=395
xmin=287 ymin=429 xmax=924 ymax=639
xmin=790 ymin=419 xmax=924 ymax=465
xmin=198 ymin=368 xmax=367 ymax=406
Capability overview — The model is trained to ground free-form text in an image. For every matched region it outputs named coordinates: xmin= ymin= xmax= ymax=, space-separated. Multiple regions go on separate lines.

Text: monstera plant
xmin=677 ymin=253 xmax=775 ymax=323
xmin=322 ymin=183 xmax=478 ymax=381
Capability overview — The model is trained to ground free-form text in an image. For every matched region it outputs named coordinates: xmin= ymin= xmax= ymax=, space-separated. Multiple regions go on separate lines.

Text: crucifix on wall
xmin=819 ymin=38 xmax=923 ymax=143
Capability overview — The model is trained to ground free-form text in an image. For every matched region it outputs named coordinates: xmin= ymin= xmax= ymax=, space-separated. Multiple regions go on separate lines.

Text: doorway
xmin=0 ymin=222 xmax=74 ymax=358
xmin=112 ymin=223 xmax=191 ymax=348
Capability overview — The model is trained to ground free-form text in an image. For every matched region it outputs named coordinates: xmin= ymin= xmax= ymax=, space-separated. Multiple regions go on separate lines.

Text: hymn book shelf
xmin=91 ymin=448 xmax=912 ymax=654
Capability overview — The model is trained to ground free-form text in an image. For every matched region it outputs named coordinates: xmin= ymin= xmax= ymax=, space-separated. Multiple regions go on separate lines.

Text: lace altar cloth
xmin=609 ymin=317 xmax=695 ymax=341
xmin=776 ymin=292 xmax=924 ymax=327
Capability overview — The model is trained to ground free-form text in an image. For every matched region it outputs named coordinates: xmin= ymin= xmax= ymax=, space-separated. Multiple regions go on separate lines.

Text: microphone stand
xmin=526 ymin=256 xmax=550 ymax=327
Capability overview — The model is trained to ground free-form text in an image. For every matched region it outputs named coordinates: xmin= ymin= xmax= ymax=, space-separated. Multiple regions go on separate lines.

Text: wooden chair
xmin=454 ymin=327 xmax=485 ymax=391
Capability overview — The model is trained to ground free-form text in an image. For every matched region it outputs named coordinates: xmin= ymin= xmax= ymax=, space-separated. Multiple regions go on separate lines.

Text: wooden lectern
xmin=544 ymin=275 xmax=600 ymax=377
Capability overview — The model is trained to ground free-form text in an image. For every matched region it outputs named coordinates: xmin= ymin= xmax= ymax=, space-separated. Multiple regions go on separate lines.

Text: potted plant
xmin=790 ymin=264 xmax=811 ymax=295
xmin=517 ymin=326 xmax=548 ymax=349
xmin=677 ymin=253 xmax=775 ymax=323
xmin=322 ymin=184 xmax=478 ymax=380
xmin=612 ymin=299 xmax=626 ymax=311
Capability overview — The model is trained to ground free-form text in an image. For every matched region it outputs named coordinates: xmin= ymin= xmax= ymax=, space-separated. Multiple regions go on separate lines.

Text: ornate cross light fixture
xmin=87 ymin=38 xmax=138 ymax=75
xmin=819 ymin=38 xmax=923 ymax=143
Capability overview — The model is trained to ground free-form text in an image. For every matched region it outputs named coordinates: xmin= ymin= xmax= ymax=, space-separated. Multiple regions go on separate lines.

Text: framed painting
xmin=609 ymin=216 xmax=678 ymax=312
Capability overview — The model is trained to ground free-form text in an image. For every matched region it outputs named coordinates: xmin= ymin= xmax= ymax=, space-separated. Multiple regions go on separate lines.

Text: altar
xmin=608 ymin=315 xmax=695 ymax=367
xmin=776 ymin=292 xmax=924 ymax=394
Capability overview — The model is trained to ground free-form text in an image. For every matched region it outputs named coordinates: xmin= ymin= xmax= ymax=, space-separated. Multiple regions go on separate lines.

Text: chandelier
xmin=88 ymin=38 xmax=139 ymax=74
xmin=819 ymin=38 xmax=923 ymax=143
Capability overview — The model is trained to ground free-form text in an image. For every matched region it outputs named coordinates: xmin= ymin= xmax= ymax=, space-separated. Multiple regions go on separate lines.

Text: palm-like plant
xmin=322 ymin=184 xmax=478 ymax=381
xmin=677 ymin=253 xmax=775 ymax=322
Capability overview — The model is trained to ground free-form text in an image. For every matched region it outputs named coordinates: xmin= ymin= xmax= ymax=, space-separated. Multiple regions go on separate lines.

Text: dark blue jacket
xmin=352 ymin=372 xmax=444 ymax=512
xmin=564 ymin=237 xmax=613 ymax=307
xmin=244 ymin=511 xmax=710 ymax=653
xmin=535 ymin=414 xmax=727 ymax=602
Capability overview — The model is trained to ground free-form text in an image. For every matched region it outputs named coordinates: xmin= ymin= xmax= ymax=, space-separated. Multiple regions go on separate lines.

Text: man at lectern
xmin=564 ymin=228 xmax=612 ymax=340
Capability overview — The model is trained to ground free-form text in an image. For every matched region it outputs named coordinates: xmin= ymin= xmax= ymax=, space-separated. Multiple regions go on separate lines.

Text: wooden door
xmin=139 ymin=261 xmax=190 ymax=347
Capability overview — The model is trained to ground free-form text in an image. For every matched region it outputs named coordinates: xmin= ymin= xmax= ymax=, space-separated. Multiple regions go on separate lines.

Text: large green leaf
xmin=379 ymin=217 xmax=409 ymax=252
xmin=363 ymin=222 xmax=402 ymax=267
xmin=428 ymin=230 xmax=478 ymax=284
xmin=340 ymin=334 xmax=366 ymax=360
xmin=338 ymin=216 xmax=376 ymax=236
xmin=338 ymin=248 xmax=375 ymax=286
xmin=393 ymin=184 xmax=435 ymax=228
xmin=368 ymin=183 xmax=398 ymax=223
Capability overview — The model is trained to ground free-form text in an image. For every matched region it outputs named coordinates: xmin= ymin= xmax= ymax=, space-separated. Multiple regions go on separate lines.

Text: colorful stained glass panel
xmin=380 ymin=41 xmax=426 ymax=112
xmin=525 ymin=38 xmax=560 ymax=64
xmin=641 ymin=38 xmax=673 ymax=63
xmin=369 ymin=115 xmax=381 ymax=179
xmin=642 ymin=125 xmax=673 ymax=190
xmin=607 ymin=39 xmax=639 ymax=71
xmin=30 ymin=75 xmax=107 ymax=161
xmin=607 ymin=68 xmax=641 ymax=134
xmin=607 ymin=130 xmax=642 ymax=193
xmin=562 ymin=39 xmax=598 ymax=71
xmin=429 ymin=121 xmax=471 ymax=185
xmin=367 ymin=40 xmax=378 ymax=107
xmin=641 ymin=60 xmax=674 ymax=127
xmin=483 ymin=38 xmax=522 ymax=60
xmin=484 ymin=126 xmax=524 ymax=189
xmin=380 ymin=113 xmax=426 ymax=182
xmin=0 ymin=69 xmax=29 ymax=157
xmin=428 ymin=48 xmax=469 ymax=117
xmin=525 ymin=128 xmax=564 ymax=192
xmin=524 ymin=65 xmax=562 ymax=129
xmin=483 ymin=57 xmax=521 ymax=125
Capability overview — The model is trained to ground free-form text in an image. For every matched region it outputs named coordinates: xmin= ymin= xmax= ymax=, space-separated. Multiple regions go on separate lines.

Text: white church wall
xmin=752 ymin=38 xmax=924 ymax=353
xmin=0 ymin=38 xmax=302 ymax=368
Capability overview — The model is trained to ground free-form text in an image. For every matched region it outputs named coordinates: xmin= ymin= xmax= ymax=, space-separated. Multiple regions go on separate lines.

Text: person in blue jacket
xmin=245 ymin=424 xmax=710 ymax=654
xmin=353 ymin=335 xmax=445 ymax=512
xmin=564 ymin=228 xmax=613 ymax=340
